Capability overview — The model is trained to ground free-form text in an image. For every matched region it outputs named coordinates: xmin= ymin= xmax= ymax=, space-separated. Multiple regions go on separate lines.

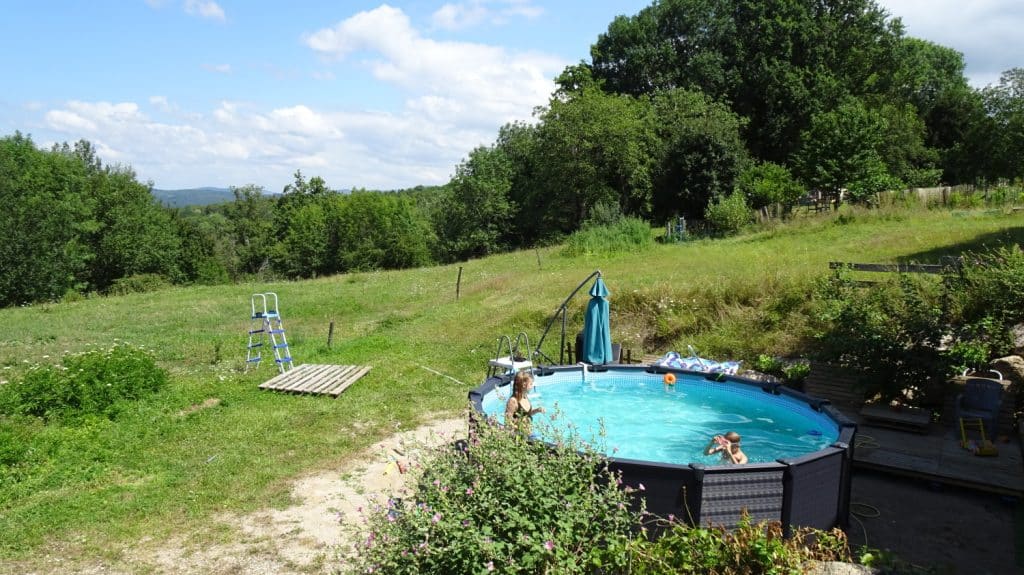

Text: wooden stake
xmin=327 ymin=321 xmax=335 ymax=348
xmin=456 ymin=266 xmax=463 ymax=301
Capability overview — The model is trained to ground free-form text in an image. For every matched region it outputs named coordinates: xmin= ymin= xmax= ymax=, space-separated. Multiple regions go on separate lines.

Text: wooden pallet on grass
xmin=259 ymin=363 xmax=371 ymax=397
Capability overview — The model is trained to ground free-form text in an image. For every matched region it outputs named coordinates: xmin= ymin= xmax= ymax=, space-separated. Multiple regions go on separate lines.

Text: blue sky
xmin=1 ymin=1 xmax=1020 ymax=192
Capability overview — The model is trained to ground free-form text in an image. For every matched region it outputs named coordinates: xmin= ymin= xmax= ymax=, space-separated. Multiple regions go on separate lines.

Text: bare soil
xmin=847 ymin=470 xmax=1020 ymax=575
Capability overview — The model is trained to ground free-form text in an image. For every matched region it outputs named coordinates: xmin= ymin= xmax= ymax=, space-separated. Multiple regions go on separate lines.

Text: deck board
xmin=259 ymin=364 xmax=371 ymax=397
xmin=852 ymin=418 xmax=1024 ymax=496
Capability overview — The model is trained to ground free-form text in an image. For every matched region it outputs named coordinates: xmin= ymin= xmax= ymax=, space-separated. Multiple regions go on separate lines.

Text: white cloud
xmin=184 ymin=0 xmax=225 ymax=22
xmin=201 ymin=63 xmax=232 ymax=74
xmin=38 ymin=95 xmax=471 ymax=191
xmin=431 ymin=0 xmax=543 ymax=30
xmin=432 ymin=2 xmax=488 ymax=30
xmin=304 ymin=5 xmax=563 ymax=130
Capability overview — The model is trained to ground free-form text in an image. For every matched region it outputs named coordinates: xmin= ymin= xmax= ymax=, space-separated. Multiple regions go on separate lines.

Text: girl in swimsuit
xmin=505 ymin=370 xmax=544 ymax=435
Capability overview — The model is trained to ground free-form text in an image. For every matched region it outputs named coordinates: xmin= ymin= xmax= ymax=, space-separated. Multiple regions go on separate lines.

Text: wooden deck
xmin=852 ymin=417 xmax=1024 ymax=497
xmin=259 ymin=363 xmax=371 ymax=397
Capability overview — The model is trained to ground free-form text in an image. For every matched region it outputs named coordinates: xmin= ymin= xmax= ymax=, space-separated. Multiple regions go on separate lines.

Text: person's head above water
xmin=513 ymin=370 xmax=533 ymax=398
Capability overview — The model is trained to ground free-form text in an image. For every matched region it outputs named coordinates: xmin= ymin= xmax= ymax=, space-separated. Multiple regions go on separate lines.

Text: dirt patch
xmin=848 ymin=470 xmax=1021 ymax=574
xmin=176 ymin=397 xmax=221 ymax=417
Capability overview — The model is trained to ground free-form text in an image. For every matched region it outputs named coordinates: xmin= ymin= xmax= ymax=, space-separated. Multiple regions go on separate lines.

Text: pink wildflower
xmin=544 ymin=540 xmax=555 ymax=551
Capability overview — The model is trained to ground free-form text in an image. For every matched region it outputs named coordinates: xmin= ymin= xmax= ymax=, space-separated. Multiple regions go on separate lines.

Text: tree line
xmin=3 ymin=0 xmax=1024 ymax=306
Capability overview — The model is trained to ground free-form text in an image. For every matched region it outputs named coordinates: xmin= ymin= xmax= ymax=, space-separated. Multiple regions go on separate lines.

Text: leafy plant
xmin=625 ymin=513 xmax=853 ymax=574
xmin=106 ymin=273 xmax=171 ymax=296
xmin=0 ymin=342 xmax=166 ymax=421
xmin=343 ymin=419 xmax=640 ymax=575
xmin=811 ymin=273 xmax=946 ymax=405
xmin=561 ymin=217 xmax=653 ymax=257
xmin=704 ymin=192 xmax=752 ymax=237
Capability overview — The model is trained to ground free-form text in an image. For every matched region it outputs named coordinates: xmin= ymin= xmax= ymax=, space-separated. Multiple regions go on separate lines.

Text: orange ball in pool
xmin=663 ymin=373 xmax=677 ymax=385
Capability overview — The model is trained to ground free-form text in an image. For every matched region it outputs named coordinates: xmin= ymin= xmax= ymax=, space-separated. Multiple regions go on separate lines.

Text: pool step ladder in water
xmin=246 ymin=292 xmax=294 ymax=374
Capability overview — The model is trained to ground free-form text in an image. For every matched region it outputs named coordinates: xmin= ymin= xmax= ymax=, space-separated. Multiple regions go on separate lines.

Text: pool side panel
xmin=779 ymin=447 xmax=846 ymax=533
xmin=607 ymin=458 xmax=700 ymax=522
xmin=692 ymin=463 xmax=786 ymax=529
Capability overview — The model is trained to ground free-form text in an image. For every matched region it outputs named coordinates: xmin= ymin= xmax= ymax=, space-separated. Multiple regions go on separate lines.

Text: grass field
xmin=1 ymin=206 xmax=1023 ymax=566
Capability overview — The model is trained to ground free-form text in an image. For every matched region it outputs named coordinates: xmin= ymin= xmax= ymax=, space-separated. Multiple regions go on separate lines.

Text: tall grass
xmin=0 ymin=207 xmax=1022 ymax=568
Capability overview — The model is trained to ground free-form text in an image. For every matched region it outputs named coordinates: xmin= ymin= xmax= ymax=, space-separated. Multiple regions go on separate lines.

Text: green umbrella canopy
xmin=582 ymin=277 xmax=613 ymax=364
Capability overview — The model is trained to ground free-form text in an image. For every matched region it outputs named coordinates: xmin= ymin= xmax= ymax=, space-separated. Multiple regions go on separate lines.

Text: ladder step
xmin=246 ymin=357 xmax=262 ymax=363
xmin=273 ymin=344 xmax=289 ymax=349
xmin=248 ymin=329 xmax=265 ymax=334
xmin=270 ymin=329 xmax=285 ymax=334
xmin=275 ymin=357 xmax=292 ymax=363
xmin=248 ymin=343 xmax=263 ymax=348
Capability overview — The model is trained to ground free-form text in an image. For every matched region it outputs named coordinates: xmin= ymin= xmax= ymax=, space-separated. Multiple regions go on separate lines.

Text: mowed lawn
xmin=1 ymin=207 xmax=1022 ymax=565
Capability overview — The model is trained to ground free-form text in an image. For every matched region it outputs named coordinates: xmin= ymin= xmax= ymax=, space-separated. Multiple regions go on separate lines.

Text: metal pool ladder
xmin=487 ymin=332 xmax=533 ymax=378
xmin=246 ymin=292 xmax=294 ymax=374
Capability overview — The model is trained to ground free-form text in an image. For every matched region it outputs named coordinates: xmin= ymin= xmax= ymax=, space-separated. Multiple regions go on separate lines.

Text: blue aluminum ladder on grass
xmin=246 ymin=292 xmax=294 ymax=374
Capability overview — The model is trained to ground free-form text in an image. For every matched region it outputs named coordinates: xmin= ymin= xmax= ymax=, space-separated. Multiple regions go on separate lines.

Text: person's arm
xmin=704 ymin=437 xmax=721 ymax=455
xmin=529 ymin=405 xmax=545 ymax=416
xmin=505 ymin=397 xmax=519 ymax=421
xmin=728 ymin=447 xmax=747 ymax=465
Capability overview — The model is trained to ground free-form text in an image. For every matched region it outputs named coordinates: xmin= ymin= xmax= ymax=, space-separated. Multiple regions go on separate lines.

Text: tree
xmin=734 ymin=162 xmax=805 ymax=217
xmin=225 ymin=185 xmax=276 ymax=277
xmin=980 ymin=68 xmax=1024 ymax=182
xmin=532 ymin=85 xmax=658 ymax=236
xmin=84 ymin=167 xmax=183 ymax=291
xmin=589 ymin=0 xmax=904 ymax=163
xmin=650 ymin=88 xmax=749 ymax=220
xmin=793 ymin=98 xmax=893 ymax=205
xmin=494 ymin=121 xmax=543 ymax=247
xmin=330 ymin=191 xmax=433 ymax=272
xmin=0 ymin=133 xmax=94 ymax=305
xmin=435 ymin=146 xmax=514 ymax=262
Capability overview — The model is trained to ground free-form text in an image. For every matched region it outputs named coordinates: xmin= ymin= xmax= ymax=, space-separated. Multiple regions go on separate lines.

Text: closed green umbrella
xmin=582 ymin=277 xmax=613 ymax=364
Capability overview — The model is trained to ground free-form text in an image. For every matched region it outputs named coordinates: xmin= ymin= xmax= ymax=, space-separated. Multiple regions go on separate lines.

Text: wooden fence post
xmin=456 ymin=266 xmax=463 ymax=301
xmin=327 ymin=321 xmax=335 ymax=348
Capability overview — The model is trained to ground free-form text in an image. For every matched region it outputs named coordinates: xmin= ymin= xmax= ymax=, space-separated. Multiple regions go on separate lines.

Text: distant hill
xmin=152 ymin=187 xmax=236 ymax=207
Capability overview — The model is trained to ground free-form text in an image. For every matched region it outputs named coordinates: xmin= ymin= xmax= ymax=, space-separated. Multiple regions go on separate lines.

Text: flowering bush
xmin=343 ymin=419 xmax=640 ymax=574
xmin=0 ymin=342 xmax=166 ymax=420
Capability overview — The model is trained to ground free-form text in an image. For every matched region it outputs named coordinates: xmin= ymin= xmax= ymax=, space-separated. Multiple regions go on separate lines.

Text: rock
xmin=1012 ymin=323 xmax=1024 ymax=355
xmin=804 ymin=560 xmax=876 ymax=575
xmin=990 ymin=355 xmax=1024 ymax=388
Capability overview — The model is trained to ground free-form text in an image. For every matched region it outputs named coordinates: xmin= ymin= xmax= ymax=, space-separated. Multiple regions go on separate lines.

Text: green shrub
xmin=106 ymin=273 xmax=171 ymax=296
xmin=0 ymin=343 xmax=167 ymax=421
xmin=811 ymin=274 xmax=946 ymax=405
xmin=343 ymin=420 xmax=639 ymax=574
xmin=625 ymin=514 xmax=852 ymax=574
xmin=948 ymin=246 xmax=1024 ymax=329
xmin=704 ymin=193 xmax=751 ymax=237
xmin=561 ymin=217 xmax=653 ymax=257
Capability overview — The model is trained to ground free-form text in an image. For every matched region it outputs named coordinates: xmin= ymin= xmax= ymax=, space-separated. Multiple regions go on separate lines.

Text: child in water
xmin=704 ymin=431 xmax=748 ymax=464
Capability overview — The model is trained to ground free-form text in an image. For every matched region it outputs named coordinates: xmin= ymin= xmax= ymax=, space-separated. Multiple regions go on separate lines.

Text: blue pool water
xmin=481 ymin=370 xmax=840 ymax=465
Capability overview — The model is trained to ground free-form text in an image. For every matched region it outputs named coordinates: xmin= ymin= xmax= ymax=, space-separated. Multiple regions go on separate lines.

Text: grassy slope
xmin=1 ymin=208 xmax=1022 ymax=563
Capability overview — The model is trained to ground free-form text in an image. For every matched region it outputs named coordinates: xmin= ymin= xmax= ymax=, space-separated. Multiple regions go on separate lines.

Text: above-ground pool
xmin=470 ymin=365 xmax=857 ymax=532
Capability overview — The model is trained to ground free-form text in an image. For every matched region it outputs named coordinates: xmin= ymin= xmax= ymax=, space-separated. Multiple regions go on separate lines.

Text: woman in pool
xmin=505 ymin=370 xmax=544 ymax=435
xmin=705 ymin=431 xmax=748 ymax=464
